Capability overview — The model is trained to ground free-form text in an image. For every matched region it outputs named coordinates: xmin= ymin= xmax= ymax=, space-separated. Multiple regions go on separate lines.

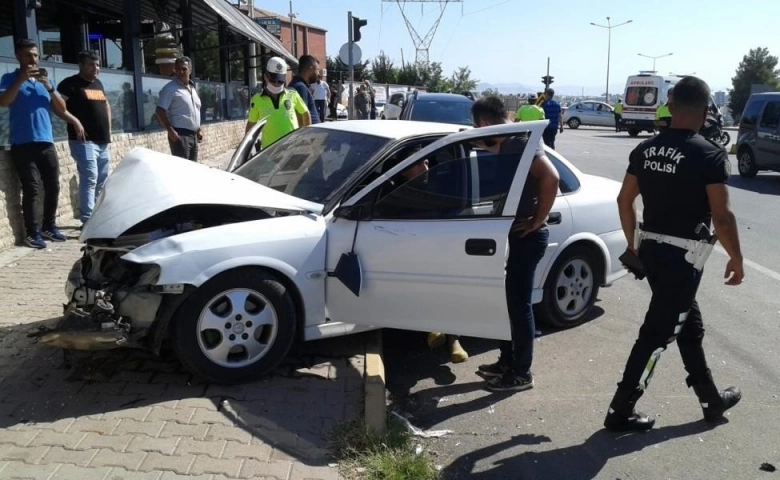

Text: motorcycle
xmin=700 ymin=109 xmax=730 ymax=147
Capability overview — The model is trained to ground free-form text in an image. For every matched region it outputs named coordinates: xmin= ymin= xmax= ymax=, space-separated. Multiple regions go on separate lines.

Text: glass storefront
xmin=0 ymin=59 xmax=135 ymax=146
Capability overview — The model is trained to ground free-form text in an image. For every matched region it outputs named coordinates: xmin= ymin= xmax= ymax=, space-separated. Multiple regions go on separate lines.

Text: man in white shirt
xmin=312 ymin=71 xmax=329 ymax=121
xmin=155 ymin=56 xmax=202 ymax=161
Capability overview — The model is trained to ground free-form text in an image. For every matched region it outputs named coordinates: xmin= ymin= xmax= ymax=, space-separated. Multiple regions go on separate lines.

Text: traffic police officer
xmin=604 ymin=76 xmax=744 ymax=432
xmin=514 ymin=94 xmax=545 ymax=122
xmin=245 ymin=57 xmax=311 ymax=150
xmin=654 ymin=87 xmax=673 ymax=131
xmin=613 ymin=99 xmax=623 ymax=132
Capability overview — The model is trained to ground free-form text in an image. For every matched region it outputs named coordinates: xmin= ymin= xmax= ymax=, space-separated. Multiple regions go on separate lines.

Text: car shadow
xmin=727 ymin=173 xmax=780 ymax=195
xmin=0 ymin=317 xmax=365 ymax=466
xmin=440 ymin=420 xmax=717 ymax=479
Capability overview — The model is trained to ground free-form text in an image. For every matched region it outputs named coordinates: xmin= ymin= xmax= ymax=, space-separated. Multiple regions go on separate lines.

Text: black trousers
xmin=542 ymin=127 xmax=558 ymax=149
xmin=614 ymin=113 xmax=622 ymax=131
xmin=169 ymin=128 xmax=199 ymax=161
xmin=10 ymin=142 xmax=60 ymax=236
xmin=315 ymin=100 xmax=327 ymax=123
xmin=618 ymin=240 xmax=710 ymax=391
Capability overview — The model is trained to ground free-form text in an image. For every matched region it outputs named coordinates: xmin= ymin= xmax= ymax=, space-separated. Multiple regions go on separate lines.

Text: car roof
xmin=310 ymin=120 xmax=466 ymax=139
xmin=413 ymin=93 xmax=474 ymax=102
xmin=749 ymin=92 xmax=780 ymax=99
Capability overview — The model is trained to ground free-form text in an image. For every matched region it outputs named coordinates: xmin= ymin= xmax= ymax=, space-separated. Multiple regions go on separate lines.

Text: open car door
xmin=324 ymin=120 xmax=548 ymax=341
xmin=226 ymin=120 xmax=266 ymax=172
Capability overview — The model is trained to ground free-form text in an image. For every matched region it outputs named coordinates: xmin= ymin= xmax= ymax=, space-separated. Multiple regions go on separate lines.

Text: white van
xmin=621 ymin=72 xmax=680 ymax=137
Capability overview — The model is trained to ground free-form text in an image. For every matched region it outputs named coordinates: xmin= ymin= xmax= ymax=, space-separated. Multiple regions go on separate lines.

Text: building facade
xmin=0 ymin=0 xmax=311 ymax=249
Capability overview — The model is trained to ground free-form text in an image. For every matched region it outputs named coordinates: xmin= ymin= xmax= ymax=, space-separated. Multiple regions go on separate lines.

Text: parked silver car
xmin=563 ymin=101 xmax=615 ymax=129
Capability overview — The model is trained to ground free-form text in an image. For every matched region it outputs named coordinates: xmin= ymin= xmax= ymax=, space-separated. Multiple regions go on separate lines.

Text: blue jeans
xmin=69 ymin=141 xmax=110 ymax=223
xmin=500 ymin=228 xmax=549 ymax=377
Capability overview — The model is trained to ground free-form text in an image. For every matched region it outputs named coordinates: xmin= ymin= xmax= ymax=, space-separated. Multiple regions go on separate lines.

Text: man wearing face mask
xmin=246 ymin=57 xmax=311 ymax=150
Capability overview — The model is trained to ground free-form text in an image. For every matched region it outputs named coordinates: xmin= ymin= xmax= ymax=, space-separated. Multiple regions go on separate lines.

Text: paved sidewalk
xmin=0 ymin=150 xmax=361 ymax=480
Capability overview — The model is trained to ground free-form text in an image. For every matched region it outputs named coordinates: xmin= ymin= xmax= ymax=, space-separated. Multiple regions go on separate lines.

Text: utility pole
xmin=591 ymin=17 xmax=632 ymax=103
xmin=289 ymin=0 xmax=296 ymax=58
xmin=348 ymin=11 xmax=354 ymax=120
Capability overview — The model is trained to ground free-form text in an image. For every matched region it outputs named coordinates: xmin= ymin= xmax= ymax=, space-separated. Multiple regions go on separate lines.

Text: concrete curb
xmin=364 ymin=330 xmax=387 ymax=434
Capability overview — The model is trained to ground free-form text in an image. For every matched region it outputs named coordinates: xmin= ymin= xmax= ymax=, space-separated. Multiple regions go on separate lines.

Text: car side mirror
xmin=334 ymin=204 xmax=370 ymax=221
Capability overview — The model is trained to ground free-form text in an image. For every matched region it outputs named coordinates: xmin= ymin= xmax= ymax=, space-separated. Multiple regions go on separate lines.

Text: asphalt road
xmin=383 ymin=127 xmax=780 ymax=480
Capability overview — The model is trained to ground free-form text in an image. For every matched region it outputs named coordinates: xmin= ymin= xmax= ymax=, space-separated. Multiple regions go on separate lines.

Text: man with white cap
xmin=246 ymin=56 xmax=310 ymax=149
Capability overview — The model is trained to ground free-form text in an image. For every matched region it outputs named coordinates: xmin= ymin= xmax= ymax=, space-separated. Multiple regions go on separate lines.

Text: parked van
xmin=621 ymin=72 xmax=680 ymax=137
xmin=735 ymin=92 xmax=780 ymax=177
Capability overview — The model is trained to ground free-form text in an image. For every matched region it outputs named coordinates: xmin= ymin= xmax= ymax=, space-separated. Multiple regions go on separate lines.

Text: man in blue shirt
xmin=0 ymin=39 xmax=84 ymax=249
xmin=288 ymin=54 xmax=321 ymax=124
xmin=541 ymin=88 xmax=564 ymax=149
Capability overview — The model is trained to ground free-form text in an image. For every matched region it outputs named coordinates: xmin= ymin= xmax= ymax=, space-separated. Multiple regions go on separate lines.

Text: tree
xmin=422 ymin=62 xmax=451 ymax=92
xmin=396 ymin=63 xmax=424 ymax=87
xmin=371 ymin=51 xmax=398 ymax=84
xmin=450 ymin=66 xmax=479 ymax=93
xmin=193 ymin=31 xmax=221 ymax=81
xmin=728 ymin=47 xmax=780 ymax=119
xmin=481 ymin=88 xmax=499 ymax=97
xmin=326 ymin=55 xmax=370 ymax=83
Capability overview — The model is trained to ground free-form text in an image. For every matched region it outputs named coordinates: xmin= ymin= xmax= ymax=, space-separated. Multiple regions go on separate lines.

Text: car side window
xmin=546 ymin=151 xmax=581 ymax=194
xmin=579 ymin=103 xmax=595 ymax=111
xmin=758 ymin=101 xmax=780 ymax=130
xmin=372 ymin=137 xmax=529 ymax=220
xmin=390 ymin=93 xmax=404 ymax=106
xmin=741 ymin=100 xmax=764 ymax=127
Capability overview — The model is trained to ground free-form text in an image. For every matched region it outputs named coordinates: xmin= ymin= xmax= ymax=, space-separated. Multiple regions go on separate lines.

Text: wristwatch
xmin=47 ymin=87 xmax=55 ymax=93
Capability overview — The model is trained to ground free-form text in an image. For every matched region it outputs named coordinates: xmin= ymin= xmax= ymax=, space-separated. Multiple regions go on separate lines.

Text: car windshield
xmin=233 ymin=128 xmax=391 ymax=204
xmin=410 ymin=100 xmax=473 ymax=126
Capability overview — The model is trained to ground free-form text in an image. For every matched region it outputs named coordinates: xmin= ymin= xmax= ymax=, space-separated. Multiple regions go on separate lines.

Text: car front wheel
xmin=567 ymin=117 xmax=581 ymax=129
xmin=538 ymin=245 xmax=601 ymax=329
xmin=171 ymin=268 xmax=297 ymax=384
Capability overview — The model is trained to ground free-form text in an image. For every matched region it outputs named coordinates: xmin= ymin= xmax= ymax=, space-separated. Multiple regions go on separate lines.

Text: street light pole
xmin=591 ymin=17 xmax=632 ymax=104
xmin=638 ymin=52 xmax=673 ymax=72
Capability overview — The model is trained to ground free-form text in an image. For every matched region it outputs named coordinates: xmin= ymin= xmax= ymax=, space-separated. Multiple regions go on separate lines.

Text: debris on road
xmin=760 ymin=462 xmax=776 ymax=472
xmin=391 ymin=411 xmax=453 ymax=438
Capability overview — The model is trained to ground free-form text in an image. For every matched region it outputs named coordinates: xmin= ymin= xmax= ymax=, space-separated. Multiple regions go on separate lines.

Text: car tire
xmin=567 ymin=117 xmax=581 ymax=129
xmin=171 ymin=268 xmax=297 ymax=384
xmin=628 ymin=129 xmax=640 ymax=137
xmin=538 ymin=245 xmax=601 ymax=329
xmin=737 ymin=147 xmax=758 ymax=178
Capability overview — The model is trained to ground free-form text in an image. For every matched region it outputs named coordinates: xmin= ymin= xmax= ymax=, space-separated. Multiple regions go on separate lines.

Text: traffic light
xmin=352 ymin=16 xmax=368 ymax=42
xmin=542 ymin=75 xmax=554 ymax=87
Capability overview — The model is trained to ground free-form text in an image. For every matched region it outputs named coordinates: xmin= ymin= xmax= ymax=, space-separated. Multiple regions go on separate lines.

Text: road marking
xmin=635 ymin=209 xmax=780 ymax=282
xmin=714 ymin=245 xmax=780 ymax=282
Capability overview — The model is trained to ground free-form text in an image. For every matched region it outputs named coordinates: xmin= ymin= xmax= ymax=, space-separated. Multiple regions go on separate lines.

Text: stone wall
xmin=0 ymin=120 xmax=245 ymax=251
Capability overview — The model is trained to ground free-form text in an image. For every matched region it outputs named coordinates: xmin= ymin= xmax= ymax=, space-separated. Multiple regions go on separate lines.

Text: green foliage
xmin=729 ymin=47 xmax=780 ymax=119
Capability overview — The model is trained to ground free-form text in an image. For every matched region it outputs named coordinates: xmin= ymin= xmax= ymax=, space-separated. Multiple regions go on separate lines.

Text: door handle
xmin=547 ymin=212 xmax=562 ymax=225
xmin=465 ymin=238 xmax=497 ymax=256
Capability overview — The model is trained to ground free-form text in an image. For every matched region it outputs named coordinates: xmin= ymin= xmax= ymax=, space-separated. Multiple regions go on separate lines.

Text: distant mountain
xmin=477 ymin=82 xmax=626 ymax=97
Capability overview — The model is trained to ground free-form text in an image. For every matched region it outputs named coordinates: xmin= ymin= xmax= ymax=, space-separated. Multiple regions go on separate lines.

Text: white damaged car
xmin=43 ymin=120 xmax=628 ymax=384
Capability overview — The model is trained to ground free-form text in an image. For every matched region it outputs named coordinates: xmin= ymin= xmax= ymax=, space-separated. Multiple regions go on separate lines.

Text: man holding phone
xmin=0 ymin=39 xmax=83 ymax=249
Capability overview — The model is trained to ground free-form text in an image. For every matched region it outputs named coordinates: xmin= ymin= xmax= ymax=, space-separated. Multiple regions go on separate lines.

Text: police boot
xmin=603 ymin=387 xmax=656 ymax=432
xmin=687 ymin=371 xmax=742 ymax=423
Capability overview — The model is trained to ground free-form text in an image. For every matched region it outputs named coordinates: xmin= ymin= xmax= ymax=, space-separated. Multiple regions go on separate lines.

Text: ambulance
xmin=620 ymin=72 xmax=680 ymax=137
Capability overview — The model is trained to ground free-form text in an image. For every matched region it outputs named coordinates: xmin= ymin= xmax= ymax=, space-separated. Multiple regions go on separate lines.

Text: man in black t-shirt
xmin=604 ymin=76 xmax=744 ymax=432
xmin=57 ymin=51 xmax=112 ymax=227
xmin=471 ymin=96 xmax=560 ymax=393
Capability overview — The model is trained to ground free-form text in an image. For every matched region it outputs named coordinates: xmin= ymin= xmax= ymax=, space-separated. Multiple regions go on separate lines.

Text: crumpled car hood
xmin=81 ymin=147 xmax=323 ymax=240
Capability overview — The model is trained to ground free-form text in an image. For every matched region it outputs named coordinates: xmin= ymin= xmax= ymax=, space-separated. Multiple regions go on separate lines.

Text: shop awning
xmin=201 ymin=0 xmax=297 ymax=65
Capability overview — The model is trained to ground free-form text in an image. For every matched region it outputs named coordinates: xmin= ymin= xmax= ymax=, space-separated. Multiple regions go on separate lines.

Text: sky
xmin=251 ymin=0 xmax=780 ymax=95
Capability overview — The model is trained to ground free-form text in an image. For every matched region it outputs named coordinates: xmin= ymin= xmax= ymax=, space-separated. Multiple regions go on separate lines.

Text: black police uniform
xmin=605 ymin=128 xmax=739 ymax=431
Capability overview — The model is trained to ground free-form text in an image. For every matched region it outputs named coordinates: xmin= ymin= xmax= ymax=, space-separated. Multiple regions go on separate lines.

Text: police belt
xmin=638 ymin=230 xmax=716 ymax=272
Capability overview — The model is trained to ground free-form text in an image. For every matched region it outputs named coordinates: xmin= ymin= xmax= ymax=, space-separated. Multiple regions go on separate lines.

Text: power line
xmin=462 ymin=0 xmax=512 ymax=16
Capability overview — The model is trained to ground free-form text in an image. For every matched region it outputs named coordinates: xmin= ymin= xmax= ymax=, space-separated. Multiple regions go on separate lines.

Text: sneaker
xmin=42 ymin=225 xmax=66 ymax=242
xmin=477 ymin=361 xmax=509 ymax=378
xmin=486 ymin=372 xmax=534 ymax=392
xmin=427 ymin=332 xmax=446 ymax=349
xmin=449 ymin=339 xmax=469 ymax=363
xmin=24 ymin=232 xmax=47 ymax=249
